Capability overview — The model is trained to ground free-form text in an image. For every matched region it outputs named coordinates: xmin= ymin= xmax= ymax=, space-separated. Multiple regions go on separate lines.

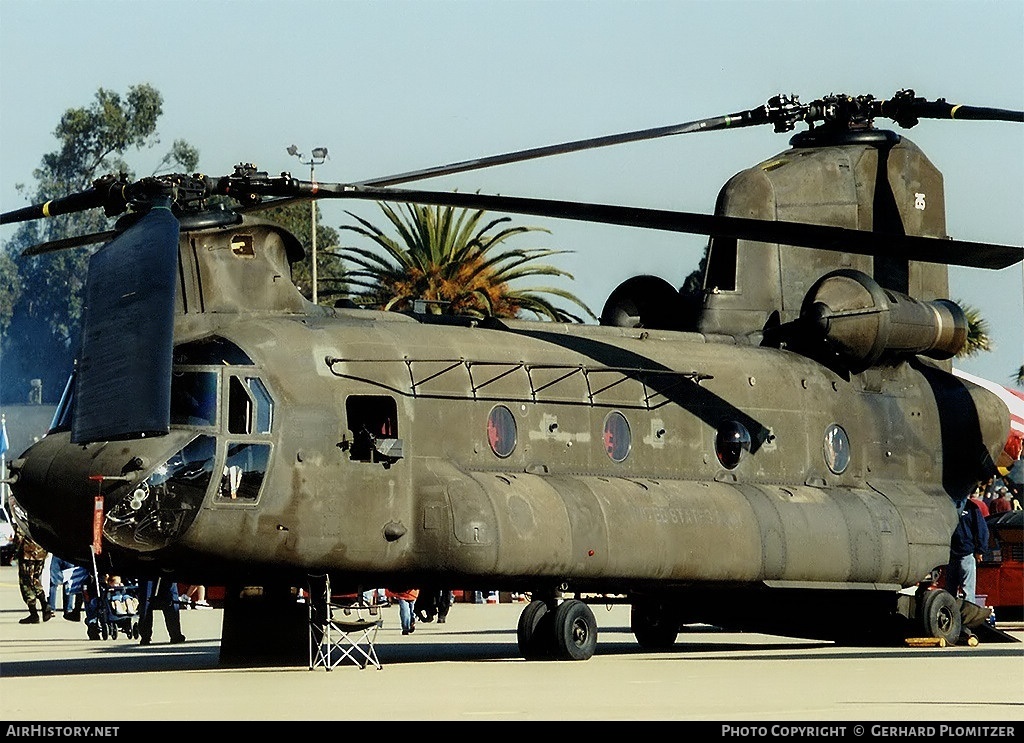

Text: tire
xmin=552 ymin=599 xmax=598 ymax=661
xmin=918 ymin=588 xmax=961 ymax=645
xmin=517 ymin=600 xmax=553 ymax=660
xmin=631 ymin=601 xmax=679 ymax=650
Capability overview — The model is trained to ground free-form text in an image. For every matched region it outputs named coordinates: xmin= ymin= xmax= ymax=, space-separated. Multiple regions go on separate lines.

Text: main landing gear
xmin=516 ymin=598 xmax=598 ymax=661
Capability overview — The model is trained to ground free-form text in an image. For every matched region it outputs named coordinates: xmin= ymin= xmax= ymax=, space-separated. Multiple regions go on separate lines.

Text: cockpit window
xmin=170 ymin=371 xmax=218 ymax=427
xmin=248 ymin=378 xmax=273 ymax=434
xmin=227 ymin=376 xmax=274 ymax=435
xmin=218 ymin=442 xmax=271 ymax=501
xmin=228 ymin=377 xmax=252 ymax=435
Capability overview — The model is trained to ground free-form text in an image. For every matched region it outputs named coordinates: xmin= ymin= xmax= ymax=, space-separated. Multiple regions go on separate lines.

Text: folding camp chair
xmin=308 ymin=576 xmax=383 ymax=670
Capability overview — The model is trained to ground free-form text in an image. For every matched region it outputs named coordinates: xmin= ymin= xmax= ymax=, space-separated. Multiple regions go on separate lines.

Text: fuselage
xmin=9 ymin=305 xmax=1008 ymax=596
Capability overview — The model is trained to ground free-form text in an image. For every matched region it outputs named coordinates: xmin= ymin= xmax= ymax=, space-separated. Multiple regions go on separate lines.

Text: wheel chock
xmin=904 ymin=637 xmax=947 ymax=647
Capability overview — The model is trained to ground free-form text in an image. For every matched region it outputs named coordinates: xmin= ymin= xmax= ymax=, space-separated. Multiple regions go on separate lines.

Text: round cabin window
xmin=603 ymin=411 xmax=631 ymax=462
xmin=487 ymin=405 xmax=517 ymax=458
xmin=716 ymin=421 xmax=751 ymax=470
xmin=823 ymin=424 xmax=850 ymax=474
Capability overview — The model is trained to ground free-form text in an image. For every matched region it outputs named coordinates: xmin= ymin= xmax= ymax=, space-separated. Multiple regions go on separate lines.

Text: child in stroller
xmin=85 ymin=574 xmax=140 ymax=640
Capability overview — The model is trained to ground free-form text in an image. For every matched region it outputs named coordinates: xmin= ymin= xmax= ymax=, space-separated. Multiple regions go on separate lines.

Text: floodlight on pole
xmin=286 ymin=145 xmax=330 ymax=304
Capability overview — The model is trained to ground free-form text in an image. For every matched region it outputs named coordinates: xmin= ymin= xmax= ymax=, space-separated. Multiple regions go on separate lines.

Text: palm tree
xmin=327 ymin=201 xmax=595 ymax=322
xmin=955 ymin=301 xmax=993 ymax=358
xmin=953 ymin=302 xmax=1022 ymax=388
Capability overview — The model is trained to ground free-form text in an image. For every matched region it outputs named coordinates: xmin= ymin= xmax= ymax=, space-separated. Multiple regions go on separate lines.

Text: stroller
xmin=85 ymin=573 xmax=141 ymax=641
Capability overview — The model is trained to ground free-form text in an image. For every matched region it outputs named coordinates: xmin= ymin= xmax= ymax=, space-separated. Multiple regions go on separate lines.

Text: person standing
xmin=947 ymin=497 xmax=990 ymax=605
xmin=434 ymin=589 xmax=452 ymax=624
xmin=387 ymin=588 xmax=419 ymax=635
xmin=415 ymin=586 xmax=453 ymax=624
xmin=48 ymin=553 xmax=87 ymax=621
xmin=13 ymin=524 xmax=52 ymax=624
xmin=137 ymin=577 xmax=186 ymax=645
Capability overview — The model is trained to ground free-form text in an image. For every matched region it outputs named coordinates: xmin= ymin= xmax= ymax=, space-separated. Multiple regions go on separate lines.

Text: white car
xmin=0 ymin=506 xmax=15 ymax=565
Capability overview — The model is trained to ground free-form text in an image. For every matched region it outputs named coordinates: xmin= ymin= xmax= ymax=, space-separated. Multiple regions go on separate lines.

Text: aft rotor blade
xmin=314 ymin=184 xmax=1023 ymax=270
xmin=354 ymin=108 xmax=771 ymax=188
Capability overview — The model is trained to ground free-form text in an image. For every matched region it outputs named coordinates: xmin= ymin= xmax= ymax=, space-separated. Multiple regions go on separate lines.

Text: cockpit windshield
xmin=104 ymin=435 xmax=216 ymax=551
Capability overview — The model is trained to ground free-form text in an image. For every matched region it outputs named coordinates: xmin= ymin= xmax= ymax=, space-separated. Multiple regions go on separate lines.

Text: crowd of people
xmin=946 ymin=468 xmax=1022 ymax=611
xmin=968 ymin=474 xmax=1021 ymax=517
xmin=11 ymin=531 xmax=472 ymax=644
xmin=10 ymin=523 xmax=198 ymax=645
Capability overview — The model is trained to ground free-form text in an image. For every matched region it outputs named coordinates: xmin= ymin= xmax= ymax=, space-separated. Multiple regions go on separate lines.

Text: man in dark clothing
xmin=415 ymin=587 xmax=453 ymax=624
xmin=947 ymin=498 xmax=990 ymax=604
xmin=137 ymin=577 xmax=185 ymax=645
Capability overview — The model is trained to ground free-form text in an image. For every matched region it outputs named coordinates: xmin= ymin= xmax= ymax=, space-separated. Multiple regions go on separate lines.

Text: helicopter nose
xmin=8 ymin=434 xmax=87 ymax=559
xmin=8 ymin=430 xmax=197 ymax=562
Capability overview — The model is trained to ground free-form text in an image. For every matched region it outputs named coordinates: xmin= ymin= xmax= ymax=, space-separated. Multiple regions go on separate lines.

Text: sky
xmin=1 ymin=0 xmax=1021 ymax=388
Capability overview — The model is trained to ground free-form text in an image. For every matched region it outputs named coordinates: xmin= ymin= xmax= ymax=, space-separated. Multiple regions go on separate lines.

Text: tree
xmin=0 ymin=84 xmax=196 ymax=405
xmin=949 ymin=302 xmax=1022 ymax=388
xmin=331 ymin=201 xmax=595 ymax=322
xmin=955 ymin=301 xmax=993 ymax=359
xmin=0 ymin=250 xmax=21 ymax=337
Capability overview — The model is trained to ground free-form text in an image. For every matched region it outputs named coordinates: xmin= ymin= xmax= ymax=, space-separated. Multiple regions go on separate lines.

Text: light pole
xmin=287 ymin=145 xmax=329 ymax=304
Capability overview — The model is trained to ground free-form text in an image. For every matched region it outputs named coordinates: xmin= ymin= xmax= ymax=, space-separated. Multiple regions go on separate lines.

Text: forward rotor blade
xmin=313 ymin=184 xmax=1023 ymax=270
xmin=353 ymin=107 xmax=770 ymax=188
xmin=1 ymin=190 xmax=105 ymax=225
xmin=20 ymin=230 xmax=118 ymax=257
xmin=72 ymin=203 xmax=179 ymax=444
xmin=1 ymin=176 xmax=129 ymax=225
xmin=878 ymin=97 xmax=1024 ymax=124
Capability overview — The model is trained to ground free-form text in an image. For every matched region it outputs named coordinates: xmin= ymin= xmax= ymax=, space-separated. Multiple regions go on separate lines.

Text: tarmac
xmin=1 ymin=564 xmax=1023 ymax=723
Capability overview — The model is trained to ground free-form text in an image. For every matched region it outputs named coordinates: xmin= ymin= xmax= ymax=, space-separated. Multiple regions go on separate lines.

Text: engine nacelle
xmin=600 ymin=275 xmax=685 ymax=330
xmin=800 ymin=269 xmax=967 ymax=372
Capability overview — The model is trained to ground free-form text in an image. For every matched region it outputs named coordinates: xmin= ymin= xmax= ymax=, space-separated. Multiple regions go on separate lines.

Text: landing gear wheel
xmin=552 ymin=599 xmax=597 ymax=661
xmin=631 ymin=601 xmax=679 ymax=650
xmin=918 ymin=588 xmax=961 ymax=645
xmin=517 ymin=600 xmax=553 ymax=660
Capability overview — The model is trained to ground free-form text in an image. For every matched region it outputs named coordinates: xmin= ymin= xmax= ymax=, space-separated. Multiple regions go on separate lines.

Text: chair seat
xmin=331 ymin=617 xmax=382 ymax=631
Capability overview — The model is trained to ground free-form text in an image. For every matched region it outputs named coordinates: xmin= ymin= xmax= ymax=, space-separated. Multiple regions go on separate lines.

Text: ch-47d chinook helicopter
xmin=3 ymin=89 xmax=1023 ymax=664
